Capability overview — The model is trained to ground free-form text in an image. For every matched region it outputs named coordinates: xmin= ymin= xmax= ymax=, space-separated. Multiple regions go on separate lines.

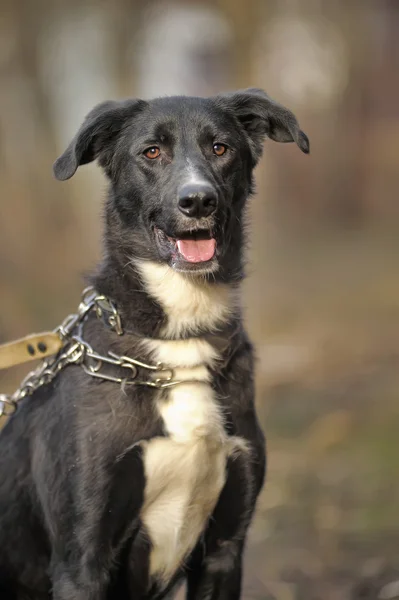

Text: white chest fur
xmin=135 ymin=261 xmax=237 ymax=339
xmin=135 ymin=261 xmax=244 ymax=583
xmin=141 ymin=381 xmax=229 ymax=582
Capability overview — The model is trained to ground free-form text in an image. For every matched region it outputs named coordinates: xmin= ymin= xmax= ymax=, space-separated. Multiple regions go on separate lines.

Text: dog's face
xmin=54 ymin=89 xmax=309 ymax=282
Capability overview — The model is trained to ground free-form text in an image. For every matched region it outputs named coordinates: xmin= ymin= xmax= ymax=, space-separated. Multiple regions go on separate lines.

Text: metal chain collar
xmin=0 ymin=287 xmax=182 ymax=418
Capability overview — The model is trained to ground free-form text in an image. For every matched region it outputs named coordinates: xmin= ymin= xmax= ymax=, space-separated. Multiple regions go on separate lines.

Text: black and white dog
xmin=0 ymin=89 xmax=309 ymax=600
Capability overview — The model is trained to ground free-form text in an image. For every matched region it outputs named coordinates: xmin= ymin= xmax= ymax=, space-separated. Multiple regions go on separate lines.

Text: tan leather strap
xmin=0 ymin=332 xmax=63 ymax=370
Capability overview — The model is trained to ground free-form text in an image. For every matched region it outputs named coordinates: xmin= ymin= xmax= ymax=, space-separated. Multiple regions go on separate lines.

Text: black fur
xmin=0 ymin=89 xmax=308 ymax=599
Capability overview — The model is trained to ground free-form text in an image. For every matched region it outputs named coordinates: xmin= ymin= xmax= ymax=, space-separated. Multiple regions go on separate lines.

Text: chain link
xmin=0 ymin=287 xmax=182 ymax=418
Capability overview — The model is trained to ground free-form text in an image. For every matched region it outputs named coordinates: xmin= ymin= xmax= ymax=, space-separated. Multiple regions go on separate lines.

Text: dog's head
xmin=54 ymin=89 xmax=309 ymax=282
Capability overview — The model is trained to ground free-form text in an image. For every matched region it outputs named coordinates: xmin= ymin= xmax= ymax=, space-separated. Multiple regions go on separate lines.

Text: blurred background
xmin=1 ymin=0 xmax=399 ymax=598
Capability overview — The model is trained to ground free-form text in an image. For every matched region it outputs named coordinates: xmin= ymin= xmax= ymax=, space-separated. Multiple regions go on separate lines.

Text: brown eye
xmin=144 ymin=146 xmax=160 ymax=159
xmin=213 ymin=143 xmax=227 ymax=157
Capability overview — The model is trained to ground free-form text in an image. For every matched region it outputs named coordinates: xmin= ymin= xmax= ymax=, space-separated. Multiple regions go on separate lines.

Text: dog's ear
xmin=215 ymin=88 xmax=309 ymax=163
xmin=53 ymin=99 xmax=147 ymax=181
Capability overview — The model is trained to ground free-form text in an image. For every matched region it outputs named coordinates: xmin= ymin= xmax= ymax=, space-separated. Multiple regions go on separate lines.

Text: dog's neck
xmin=91 ymin=257 xmax=239 ymax=341
xmin=136 ymin=261 xmax=238 ymax=339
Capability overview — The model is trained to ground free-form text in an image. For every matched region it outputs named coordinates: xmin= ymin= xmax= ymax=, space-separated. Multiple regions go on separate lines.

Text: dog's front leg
xmin=186 ymin=424 xmax=266 ymax=600
xmin=51 ymin=565 xmax=109 ymax=600
xmin=186 ymin=540 xmax=244 ymax=600
xmin=49 ymin=443 xmax=145 ymax=600
xmin=185 ymin=457 xmax=253 ymax=600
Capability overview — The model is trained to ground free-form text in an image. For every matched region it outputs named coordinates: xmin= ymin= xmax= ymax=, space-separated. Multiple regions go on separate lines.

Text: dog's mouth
xmin=154 ymin=227 xmax=217 ymax=272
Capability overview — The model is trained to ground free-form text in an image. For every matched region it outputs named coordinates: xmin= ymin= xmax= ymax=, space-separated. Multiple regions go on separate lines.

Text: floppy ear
xmin=53 ymin=99 xmax=147 ymax=181
xmin=215 ymin=88 xmax=309 ymax=163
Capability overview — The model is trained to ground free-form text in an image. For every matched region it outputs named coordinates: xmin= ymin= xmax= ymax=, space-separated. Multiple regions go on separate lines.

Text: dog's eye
xmin=213 ymin=143 xmax=227 ymax=157
xmin=144 ymin=146 xmax=161 ymax=159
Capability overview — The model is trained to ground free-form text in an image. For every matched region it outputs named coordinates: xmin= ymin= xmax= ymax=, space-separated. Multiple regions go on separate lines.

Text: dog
xmin=0 ymin=88 xmax=309 ymax=600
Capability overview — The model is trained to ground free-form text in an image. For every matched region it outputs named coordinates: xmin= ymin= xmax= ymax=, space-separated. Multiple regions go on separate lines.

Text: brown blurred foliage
xmin=1 ymin=1 xmax=399 ymax=598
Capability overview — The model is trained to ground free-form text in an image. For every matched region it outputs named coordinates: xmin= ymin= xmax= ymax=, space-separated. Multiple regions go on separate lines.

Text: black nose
xmin=178 ymin=183 xmax=218 ymax=218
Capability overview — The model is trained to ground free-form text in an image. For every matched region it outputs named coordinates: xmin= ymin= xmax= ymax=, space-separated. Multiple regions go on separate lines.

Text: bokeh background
xmin=1 ymin=1 xmax=399 ymax=598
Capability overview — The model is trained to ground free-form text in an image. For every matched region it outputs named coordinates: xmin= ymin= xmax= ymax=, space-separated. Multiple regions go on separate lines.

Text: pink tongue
xmin=176 ymin=238 xmax=216 ymax=263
